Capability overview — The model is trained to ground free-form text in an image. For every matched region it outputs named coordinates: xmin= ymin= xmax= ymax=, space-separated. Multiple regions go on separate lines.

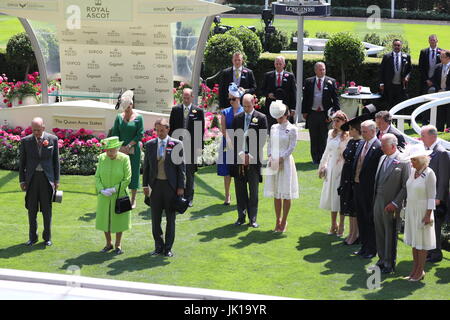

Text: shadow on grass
xmin=106 ymin=253 xmax=170 ymax=276
xmin=198 ymin=223 xmax=248 ymax=242
xmin=435 ymin=266 xmax=450 ymax=284
xmin=195 ymin=175 xmax=224 ymax=201
xmin=61 ymin=251 xmax=116 ymax=270
xmin=78 ymin=212 xmax=96 ymax=222
xmin=189 ymin=203 xmax=236 ymax=221
xmin=138 ymin=208 xmax=152 ymax=221
xmin=0 ymin=243 xmax=46 ymax=259
xmin=0 ymin=171 xmax=18 ymax=189
xmin=295 ymin=161 xmax=317 ymax=172
xmin=231 ymin=230 xmax=285 ymax=249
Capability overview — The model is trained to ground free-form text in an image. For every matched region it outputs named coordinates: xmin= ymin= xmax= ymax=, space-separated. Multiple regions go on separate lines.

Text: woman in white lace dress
xmin=318 ymin=111 xmax=350 ymax=237
xmin=264 ymin=101 xmax=299 ymax=232
xmin=403 ymin=145 xmax=436 ymax=282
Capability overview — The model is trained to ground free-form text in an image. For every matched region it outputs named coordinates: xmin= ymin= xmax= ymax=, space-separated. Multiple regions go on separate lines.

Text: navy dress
xmin=217 ymin=105 xmax=244 ymax=177
xmin=339 ymin=138 xmax=362 ymax=217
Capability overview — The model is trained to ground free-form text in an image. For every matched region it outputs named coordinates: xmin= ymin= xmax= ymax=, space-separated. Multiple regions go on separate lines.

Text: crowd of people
xmin=17 ymin=40 xmax=449 ymax=283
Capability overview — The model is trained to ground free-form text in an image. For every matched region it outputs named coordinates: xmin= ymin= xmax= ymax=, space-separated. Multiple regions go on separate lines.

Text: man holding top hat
xmin=19 ymin=117 xmax=60 ymax=247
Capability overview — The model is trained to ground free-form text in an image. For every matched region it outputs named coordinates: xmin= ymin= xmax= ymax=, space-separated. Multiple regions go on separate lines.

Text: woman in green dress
xmin=111 ymin=90 xmax=144 ymax=208
xmin=95 ymin=136 xmax=132 ymax=255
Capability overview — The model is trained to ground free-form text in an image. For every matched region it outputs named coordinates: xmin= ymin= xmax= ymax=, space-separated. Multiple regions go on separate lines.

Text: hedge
xmin=0 ymin=48 xmax=38 ymax=82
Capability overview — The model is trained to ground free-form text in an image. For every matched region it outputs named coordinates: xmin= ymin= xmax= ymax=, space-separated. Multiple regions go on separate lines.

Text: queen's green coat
xmin=95 ymin=152 xmax=132 ymax=233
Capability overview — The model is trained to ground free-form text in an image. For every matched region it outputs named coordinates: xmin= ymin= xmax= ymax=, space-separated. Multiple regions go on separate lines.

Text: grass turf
xmin=0 ymin=141 xmax=449 ymax=299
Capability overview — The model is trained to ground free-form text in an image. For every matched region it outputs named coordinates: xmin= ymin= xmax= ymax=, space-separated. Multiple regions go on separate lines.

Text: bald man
xmin=19 ymin=118 xmax=60 ymax=246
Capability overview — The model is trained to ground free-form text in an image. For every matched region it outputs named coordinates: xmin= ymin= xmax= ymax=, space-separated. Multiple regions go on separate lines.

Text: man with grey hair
xmin=431 ymin=50 xmax=450 ymax=131
xmin=352 ymin=120 xmax=383 ymax=259
xmin=19 ymin=117 xmax=60 ymax=247
xmin=302 ymin=61 xmax=340 ymax=164
xmin=421 ymin=124 xmax=450 ymax=262
xmin=375 ymin=110 xmax=406 ymax=149
xmin=261 ymin=55 xmax=297 ymax=129
xmin=373 ymin=133 xmax=410 ymax=273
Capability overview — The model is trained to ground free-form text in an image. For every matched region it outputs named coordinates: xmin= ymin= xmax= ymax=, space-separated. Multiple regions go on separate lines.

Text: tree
xmin=204 ymin=34 xmax=245 ymax=77
xmin=324 ymin=32 xmax=365 ymax=85
xmin=6 ymin=32 xmax=37 ymax=79
xmin=226 ymin=27 xmax=262 ymax=68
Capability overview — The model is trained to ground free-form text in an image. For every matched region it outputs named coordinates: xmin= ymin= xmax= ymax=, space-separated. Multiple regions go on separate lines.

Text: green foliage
xmin=6 ymin=32 xmax=35 ymax=73
xmin=226 ymin=27 xmax=262 ymax=68
xmin=315 ymin=31 xmax=331 ymax=39
xmin=378 ymin=34 xmax=411 ymax=57
xmin=363 ymin=33 xmax=383 ymax=46
xmin=324 ymin=32 xmax=365 ymax=84
xmin=256 ymin=28 xmax=289 ymax=53
xmin=289 ymin=30 xmax=310 ymax=50
xmin=204 ymin=33 xmax=245 ymax=77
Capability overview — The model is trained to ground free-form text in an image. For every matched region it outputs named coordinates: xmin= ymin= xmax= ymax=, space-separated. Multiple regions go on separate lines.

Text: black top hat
xmin=341 ymin=113 xmax=373 ymax=132
xmin=172 ymin=196 xmax=189 ymax=214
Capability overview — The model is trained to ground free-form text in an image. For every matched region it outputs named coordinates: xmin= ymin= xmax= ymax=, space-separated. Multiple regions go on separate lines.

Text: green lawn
xmin=222 ymin=17 xmax=450 ymax=61
xmin=0 ymin=141 xmax=448 ymax=299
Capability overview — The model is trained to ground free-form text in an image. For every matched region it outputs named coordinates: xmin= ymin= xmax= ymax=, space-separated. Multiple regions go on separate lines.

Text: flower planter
xmin=0 ymin=93 xmax=6 ymax=108
xmin=12 ymin=95 xmax=39 ymax=107
xmin=339 ymin=97 xmax=360 ymax=119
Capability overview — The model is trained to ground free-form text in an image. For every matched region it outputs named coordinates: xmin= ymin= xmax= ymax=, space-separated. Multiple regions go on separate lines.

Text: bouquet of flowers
xmin=199 ymin=83 xmax=219 ymax=111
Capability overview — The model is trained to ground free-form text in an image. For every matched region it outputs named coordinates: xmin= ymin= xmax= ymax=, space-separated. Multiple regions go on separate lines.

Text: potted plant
xmin=5 ymin=72 xmax=42 ymax=106
xmin=0 ymin=74 xmax=9 ymax=108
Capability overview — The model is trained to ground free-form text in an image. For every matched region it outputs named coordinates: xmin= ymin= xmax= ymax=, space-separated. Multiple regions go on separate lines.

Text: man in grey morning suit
xmin=373 ymin=134 xmax=410 ymax=273
xmin=19 ymin=117 xmax=60 ymax=246
xmin=421 ymin=125 xmax=450 ymax=263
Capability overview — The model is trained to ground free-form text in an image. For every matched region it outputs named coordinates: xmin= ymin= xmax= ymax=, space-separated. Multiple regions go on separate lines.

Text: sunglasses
xmin=229 ymin=97 xmax=239 ymax=102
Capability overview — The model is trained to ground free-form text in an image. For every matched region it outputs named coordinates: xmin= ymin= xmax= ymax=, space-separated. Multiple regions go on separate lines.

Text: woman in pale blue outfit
xmin=217 ymin=83 xmax=244 ymax=205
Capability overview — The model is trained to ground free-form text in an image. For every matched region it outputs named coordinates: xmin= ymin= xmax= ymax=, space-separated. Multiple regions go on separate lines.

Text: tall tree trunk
xmin=340 ymin=64 xmax=345 ymax=86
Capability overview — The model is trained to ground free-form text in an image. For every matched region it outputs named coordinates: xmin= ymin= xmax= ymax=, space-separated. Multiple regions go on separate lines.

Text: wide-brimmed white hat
xmin=269 ymin=100 xmax=287 ymax=119
xmin=403 ymin=143 xmax=432 ymax=160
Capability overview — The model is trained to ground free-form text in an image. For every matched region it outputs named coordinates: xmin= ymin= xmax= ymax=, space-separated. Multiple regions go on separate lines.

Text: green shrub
xmin=204 ymin=33 xmax=245 ymax=76
xmin=315 ymin=32 xmax=331 ymax=39
xmin=363 ymin=33 xmax=382 ymax=46
xmin=256 ymin=28 xmax=289 ymax=53
xmin=378 ymin=34 xmax=410 ymax=57
xmin=6 ymin=32 xmax=36 ymax=79
xmin=289 ymin=30 xmax=310 ymax=50
xmin=324 ymin=32 xmax=365 ymax=84
xmin=226 ymin=27 xmax=262 ymax=68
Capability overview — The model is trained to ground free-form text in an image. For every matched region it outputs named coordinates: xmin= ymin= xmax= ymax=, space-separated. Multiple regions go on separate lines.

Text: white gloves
xmin=100 ymin=187 xmax=116 ymax=197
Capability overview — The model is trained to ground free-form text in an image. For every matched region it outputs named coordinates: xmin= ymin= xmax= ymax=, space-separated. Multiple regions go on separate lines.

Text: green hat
xmin=101 ymin=136 xmax=123 ymax=150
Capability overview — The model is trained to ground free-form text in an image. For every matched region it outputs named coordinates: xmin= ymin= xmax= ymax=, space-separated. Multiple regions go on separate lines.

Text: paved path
xmin=222 ymin=14 xmax=450 ymax=26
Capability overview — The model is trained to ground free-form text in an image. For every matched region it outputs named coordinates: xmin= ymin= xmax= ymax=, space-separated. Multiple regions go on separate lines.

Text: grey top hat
xmin=53 ymin=190 xmax=63 ymax=203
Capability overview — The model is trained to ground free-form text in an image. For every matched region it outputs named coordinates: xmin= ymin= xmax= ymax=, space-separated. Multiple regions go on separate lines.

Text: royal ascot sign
xmin=63 ymin=0 xmax=133 ymax=22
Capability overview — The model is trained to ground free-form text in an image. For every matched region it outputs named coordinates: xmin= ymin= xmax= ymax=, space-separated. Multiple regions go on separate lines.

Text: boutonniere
xmin=393 ymin=159 xmax=400 ymax=165
xmin=285 ymin=130 xmax=290 ymax=134
xmin=284 ymin=73 xmax=289 ymax=78
xmin=327 ymin=80 xmax=332 ymax=85
xmin=252 ymin=117 xmax=258 ymax=124
xmin=402 ymin=53 xmax=407 ymax=58
xmin=192 ymin=109 xmax=197 ymax=114
xmin=243 ymin=69 xmax=248 ymax=73
xmin=42 ymin=140 xmax=49 ymax=147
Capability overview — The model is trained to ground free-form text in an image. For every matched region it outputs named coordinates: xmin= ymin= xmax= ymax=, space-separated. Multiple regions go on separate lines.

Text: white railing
xmin=390 ymin=91 xmax=450 ymax=150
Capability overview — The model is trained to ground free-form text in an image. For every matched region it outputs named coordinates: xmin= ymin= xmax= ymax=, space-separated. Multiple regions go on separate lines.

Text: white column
xmin=296 ymin=15 xmax=304 ymax=123
xmin=391 ymin=0 xmax=395 ymax=19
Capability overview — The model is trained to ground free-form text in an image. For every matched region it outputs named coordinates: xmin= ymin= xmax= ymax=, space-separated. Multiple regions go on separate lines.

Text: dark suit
xmin=301 ymin=76 xmax=340 ymax=164
xmin=419 ymin=47 xmax=442 ymax=94
xmin=219 ymin=67 xmax=256 ymax=109
xmin=143 ymin=137 xmax=186 ymax=253
xmin=231 ymin=110 xmax=268 ymax=224
xmin=376 ymin=125 xmax=406 ymax=150
xmin=379 ymin=52 xmax=412 ymax=109
xmin=19 ymin=132 xmax=60 ymax=243
xmin=352 ymin=138 xmax=383 ymax=256
xmin=431 ymin=63 xmax=450 ymax=131
xmin=169 ymin=104 xmax=205 ymax=203
xmin=261 ymin=70 xmax=297 ymax=129
xmin=427 ymin=143 xmax=450 ymax=261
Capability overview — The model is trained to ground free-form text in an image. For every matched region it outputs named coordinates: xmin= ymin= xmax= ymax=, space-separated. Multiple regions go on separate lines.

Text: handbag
xmin=115 ymin=182 xmax=132 ymax=214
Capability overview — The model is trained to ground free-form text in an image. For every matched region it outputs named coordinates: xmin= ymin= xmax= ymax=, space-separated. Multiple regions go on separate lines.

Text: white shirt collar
xmin=426 ymin=140 xmax=439 ymax=151
xmin=245 ymin=110 xmax=254 ymax=117
xmin=158 ymin=136 xmax=169 ymax=145
xmin=233 ymin=66 xmax=243 ymax=72
xmin=183 ymin=103 xmax=192 ymax=111
xmin=366 ymin=136 xmax=378 ymax=147
xmin=381 ymin=125 xmax=390 ymax=134
xmin=35 ymin=132 xmax=45 ymax=141
xmin=316 ymin=76 xmax=325 ymax=82
xmin=387 ymin=150 xmax=400 ymax=160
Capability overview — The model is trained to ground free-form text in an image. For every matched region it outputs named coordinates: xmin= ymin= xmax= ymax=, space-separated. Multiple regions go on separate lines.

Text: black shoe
xmin=150 ymin=249 xmax=163 ymax=256
xmin=188 ymin=201 xmax=193 ymax=207
xmin=164 ymin=250 xmax=174 ymax=257
xmin=101 ymin=245 xmax=113 ymax=253
xmin=376 ymin=260 xmax=384 ymax=268
xmin=353 ymin=250 xmax=365 ymax=256
xmin=363 ymin=253 xmax=376 ymax=259
xmin=25 ymin=239 xmax=38 ymax=246
xmin=234 ymin=219 xmax=245 ymax=226
xmin=427 ymin=255 xmax=443 ymax=263
xmin=248 ymin=222 xmax=259 ymax=228
xmin=44 ymin=241 xmax=52 ymax=246
xmin=381 ymin=267 xmax=395 ymax=274
xmin=114 ymin=248 xmax=123 ymax=255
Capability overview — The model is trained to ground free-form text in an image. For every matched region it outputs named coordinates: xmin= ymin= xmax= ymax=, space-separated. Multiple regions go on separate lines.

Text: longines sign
xmin=272 ymin=2 xmax=331 ymax=16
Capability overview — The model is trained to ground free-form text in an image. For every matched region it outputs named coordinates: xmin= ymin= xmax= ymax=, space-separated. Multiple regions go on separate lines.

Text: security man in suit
xmin=218 ymin=52 xmax=256 ymax=109
xmin=143 ymin=118 xmax=186 ymax=258
xmin=431 ymin=50 xmax=450 ymax=131
xmin=379 ymin=39 xmax=412 ymax=110
xmin=169 ymin=88 xmax=204 ymax=207
xmin=19 ymin=117 xmax=60 ymax=247
xmin=302 ymin=61 xmax=340 ymax=164
xmin=261 ymin=55 xmax=297 ymax=130
xmin=418 ymin=34 xmax=442 ymax=95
